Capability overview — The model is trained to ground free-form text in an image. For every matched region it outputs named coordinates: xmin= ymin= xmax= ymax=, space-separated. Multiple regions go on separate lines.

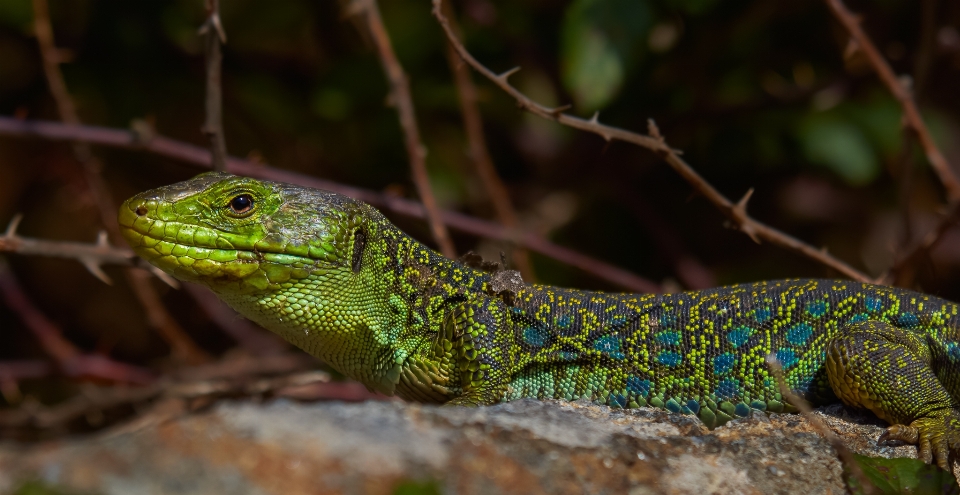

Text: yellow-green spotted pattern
xmin=120 ymin=173 xmax=960 ymax=467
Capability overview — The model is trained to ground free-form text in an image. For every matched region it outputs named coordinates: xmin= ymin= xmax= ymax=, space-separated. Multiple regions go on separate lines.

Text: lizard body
xmin=120 ymin=172 xmax=960 ymax=467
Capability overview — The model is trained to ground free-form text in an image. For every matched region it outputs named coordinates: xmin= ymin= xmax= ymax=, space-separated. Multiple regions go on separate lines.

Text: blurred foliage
xmin=850 ymin=454 xmax=960 ymax=494
xmin=0 ymin=0 xmax=959 ymax=409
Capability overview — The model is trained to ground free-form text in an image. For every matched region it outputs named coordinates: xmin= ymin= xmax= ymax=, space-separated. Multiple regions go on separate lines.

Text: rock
xmin=0 ymin=398 xmax=931 ymax=494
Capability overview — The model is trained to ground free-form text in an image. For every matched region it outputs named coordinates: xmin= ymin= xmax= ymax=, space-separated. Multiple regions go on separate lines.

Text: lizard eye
xmin=228 ymin=194 xmax=254 ymax=215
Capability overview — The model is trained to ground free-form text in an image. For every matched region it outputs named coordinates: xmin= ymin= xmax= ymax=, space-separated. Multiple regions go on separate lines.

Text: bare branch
xmin=198 ymin=0 xmax=228 ymax=171
xmin=0 ymin=257 xmax=154 ymax=385
xmin=352 ymin=0 xmax=457 ymax=259
xmin=438 ymin=0 xmax=535 ymax=280
xmin=824 ymin=0 xmax=960 ymax=203
xmin=0 ymin=116 xmax=661 ymax=293
xmin=30 ymin=0 xmax=209 ymax=363
xmin=431 ymin=0 xmax=872 ymax=283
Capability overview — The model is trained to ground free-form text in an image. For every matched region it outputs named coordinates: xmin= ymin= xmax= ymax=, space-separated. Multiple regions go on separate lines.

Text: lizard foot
xmin=879 ymin=411 xmax=960 ymax=470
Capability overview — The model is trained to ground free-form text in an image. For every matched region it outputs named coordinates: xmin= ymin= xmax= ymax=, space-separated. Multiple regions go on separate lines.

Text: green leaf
xmin=798 ymin=114 xmax=879 ymax=185
xmin=848 ymin=454 xmax=959 ymax=495
xmin=560 ymin=0 xmax=652 ymax=112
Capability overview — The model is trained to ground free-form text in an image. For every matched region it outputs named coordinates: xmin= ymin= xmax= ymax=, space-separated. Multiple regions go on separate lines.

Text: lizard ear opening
xmin=351 ymin=228 xmax=366 ymax=273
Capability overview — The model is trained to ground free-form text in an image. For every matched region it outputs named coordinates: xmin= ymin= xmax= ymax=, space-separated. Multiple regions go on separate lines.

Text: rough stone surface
xmin=0 ymin=398 xmax=937 ymax=494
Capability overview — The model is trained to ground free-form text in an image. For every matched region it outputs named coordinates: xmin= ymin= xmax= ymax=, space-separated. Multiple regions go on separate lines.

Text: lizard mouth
xmin=118 ymin=195 xmax=317 ymax=290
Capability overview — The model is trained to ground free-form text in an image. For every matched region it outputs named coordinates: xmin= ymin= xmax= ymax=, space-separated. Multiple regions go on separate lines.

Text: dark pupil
xmin=230 ymin=195 xmax=253 ymax=213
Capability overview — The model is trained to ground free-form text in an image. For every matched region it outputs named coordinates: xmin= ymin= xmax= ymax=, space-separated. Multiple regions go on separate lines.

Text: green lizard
xmin=119 ymin=172 xmax=960 ymax=468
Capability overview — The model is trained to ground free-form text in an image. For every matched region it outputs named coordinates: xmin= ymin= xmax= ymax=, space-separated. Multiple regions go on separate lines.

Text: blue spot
xmin=947 ymin=343 xmax=960 ymax=362
xmin=626 ymin=377 xmax=651 ymax=397
xmin=657 ymin=351 xmax=683 ymax=367
xmin=554 ymin=314 xmax=571 ymax=329
xmin=523 ymin=326 xmax=549 ymax=347
xmin=786 ymin=323 xmax=813 ymax=346
xmin=727 ymin=326 xmax=755 ymax=347
xmin=865 ymin=297 xmax=883 ymax=313
xmin=715 ymin=378 xmax=740 ymax=401
xmin=754 ymin=308 xmax=772 ymax=323
xmin=655 ymin=330 xmax=681 ymax=346
xmin=608 ymin=393 xmax=626 ymax=408
xmin=665 ymin=398 xmax=682 ymax=413
xmin=735 ymin=403 xmax=751 ymax=417
xmin=847 ymin=313 xmax=868 ymax=324
xmin=806 ymin=300 xmax=827 ymax=318
xmin=897 ymin=312 xmax=920 ymax=328
xmin=750 ymin=400 xmax=767 ymax=411
xmin=594 ymin=335 xmax=625 ymax=359
xmin=660 ymin=313 xmax=678 ymax=328
xmin=510 ymin=307 xmax=526 ymax=316
xmin=713 ymin=353 xmax=736 ymax=375
xmin=686 ymin=400 xmax=700 ymax=414
xmin=775 ymin=348 xmax=797 ymax=368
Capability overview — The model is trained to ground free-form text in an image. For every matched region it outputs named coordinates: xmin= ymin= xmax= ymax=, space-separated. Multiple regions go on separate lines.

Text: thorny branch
xmin=31 ymin=0 xmax=209 ymax=364
xmin=431 ymin=0 xmax=872 ymax=284
xmin=0 ymin=257 xmax=156 ymax=389
xmin=351 ymin=0 xmax=458 ymax=259
xmin=0 ymin=215 xmax=290 ymax=356
xmin=823 ymin=0 xmax=960 ymax=285
xmin=438 ymin=0 xmax=535 ymax=280
xmin=198 ymin=0 xmax=228 ymax=172
xmin=824 ymin=0 xmax=960 ymax=203
xmin=0 ymin=353 xmax=386 ymax=433
xmin=0 ymin=116 xmax=661 ymax=293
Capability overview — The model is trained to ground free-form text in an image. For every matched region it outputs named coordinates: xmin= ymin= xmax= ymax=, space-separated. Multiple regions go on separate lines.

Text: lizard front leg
xmin=826 ymin=320 xmax=960 ymax=470
xmin=444 ymin=297 xmax=514 ymax=407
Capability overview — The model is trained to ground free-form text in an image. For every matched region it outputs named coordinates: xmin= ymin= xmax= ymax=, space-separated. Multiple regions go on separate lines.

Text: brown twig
xmin=431 ymin=0 xmax=872 ymax=283
xmin=31 ymin=0 xmax=209 ymax=364
xmin=0 ymin=213 xmax=178 ymax=286
xmin=438 ymin=0 xmax=534 ymax=280
xmin=0 ymin=352 xmax=386 ymax=432
xmin=882 ymin=202 xmax=960 ymax=285
xmin=0 ymin=257 xmax=155 ymax=385
xmin=0 ymin=117 xmax=661 ymax=292
xmin=824 ymin=0 xmax=960 ymax=203
xmin=765 ymin=355 xmax=877 ymax=495
xmin=198 ymin=0 xmax=228 ymax=172
xmin=352 ymin=0 xmax=457 ymax=259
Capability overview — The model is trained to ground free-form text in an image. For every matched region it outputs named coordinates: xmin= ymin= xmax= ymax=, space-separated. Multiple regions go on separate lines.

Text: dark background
xmin=1 ymin=0 xmax=959 ymax=409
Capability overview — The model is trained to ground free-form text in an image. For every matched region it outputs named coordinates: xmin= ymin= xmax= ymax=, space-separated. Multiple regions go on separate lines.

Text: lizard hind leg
xmin=825 ymin=320 xmax=960 ymax=470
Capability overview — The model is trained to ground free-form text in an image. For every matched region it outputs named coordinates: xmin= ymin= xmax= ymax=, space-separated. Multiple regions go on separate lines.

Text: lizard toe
xmin=906 ymin=411 xmax=960 ymax=469
xmin=878 ymin=424 xmax=918 ymax=445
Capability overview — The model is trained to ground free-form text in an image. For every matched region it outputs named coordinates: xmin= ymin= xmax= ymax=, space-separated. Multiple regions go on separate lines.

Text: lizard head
xmin=118 ymin=172 xmax=370 ymax=295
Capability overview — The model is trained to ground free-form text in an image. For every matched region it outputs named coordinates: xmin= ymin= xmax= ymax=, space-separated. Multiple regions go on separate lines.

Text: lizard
xmin=119 ymin=172 xmax=960 ymax=469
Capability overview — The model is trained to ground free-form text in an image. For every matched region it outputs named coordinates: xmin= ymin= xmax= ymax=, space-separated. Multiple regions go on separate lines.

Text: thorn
xmin=843 ymin=38 xmax=860 ymax=60
xmin=549 ymin=104 xmax=572 ymax=118
xmin=210 ymin=13 xmax=227 ymax=44
xmin=81 ymin=258 xmax=113 ymax=285
xmin=4 ymin=214 xmax=23 ymax=238
xmin=150 ymin=267 xmax=181 ymax=289
xmin=497 ymin=67 xmax=521 ymax=81
xmin=589 ymin=111 xmax=600 ymax=124
xmin=95 ymin=231 xmax=109 ymax=247
xmin=735 ymin=188 xmax=755 ymax=212
xmin=647 ymin=119 xmax=663 ymax=140
xmin=732 ymin=190 xmax=759 ymax=243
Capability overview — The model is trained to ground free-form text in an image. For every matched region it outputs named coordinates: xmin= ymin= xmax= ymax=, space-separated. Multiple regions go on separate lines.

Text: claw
xmin=879 ymin=424 xmax=918 ymax=445
xmin=919 ymin=436 xmax=933 ymax=464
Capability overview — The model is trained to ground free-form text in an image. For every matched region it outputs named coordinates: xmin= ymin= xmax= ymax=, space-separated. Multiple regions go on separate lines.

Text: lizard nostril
xmin=135 ymin=205 xmax=148 ymax=216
